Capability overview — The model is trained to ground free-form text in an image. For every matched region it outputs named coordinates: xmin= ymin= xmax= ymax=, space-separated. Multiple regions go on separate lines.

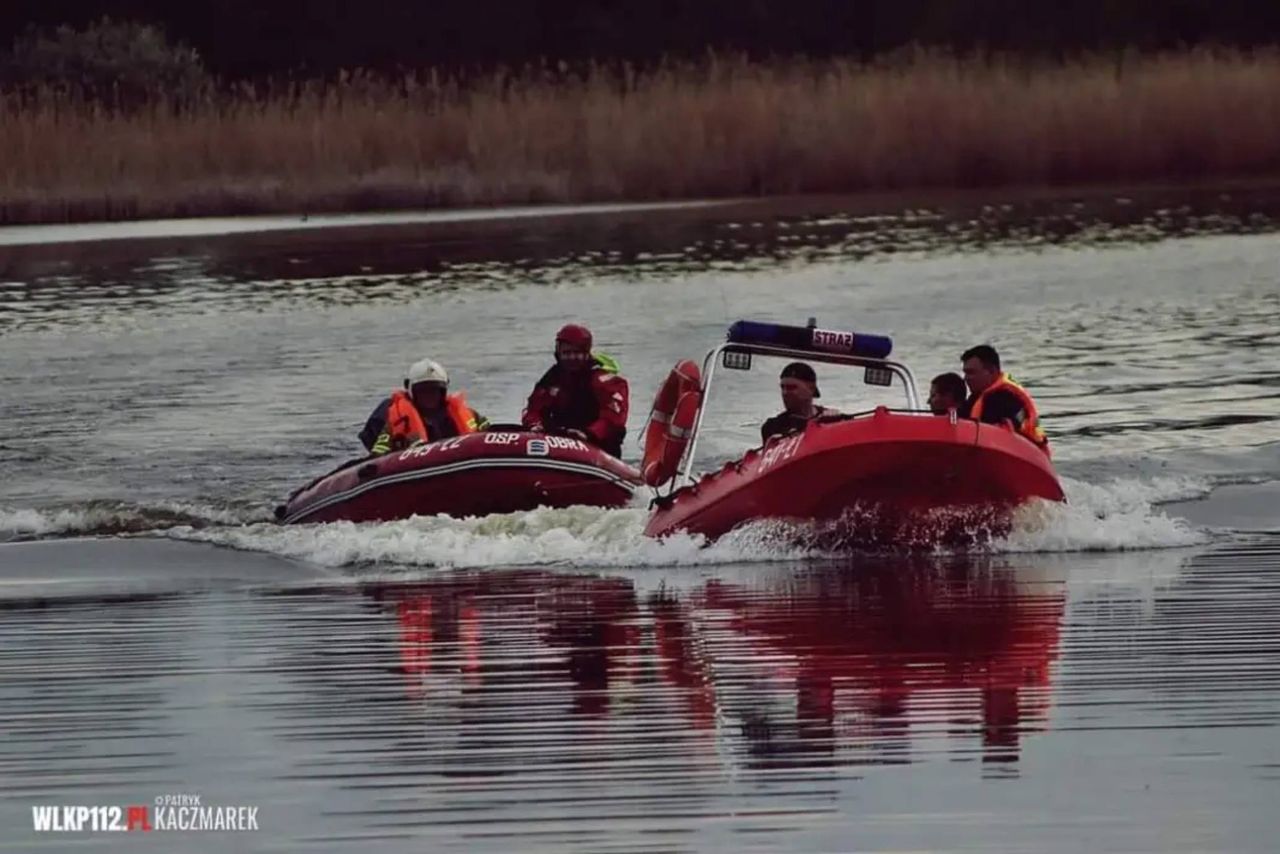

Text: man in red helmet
xmin=522 ymin=324 xmax=630 ymax=457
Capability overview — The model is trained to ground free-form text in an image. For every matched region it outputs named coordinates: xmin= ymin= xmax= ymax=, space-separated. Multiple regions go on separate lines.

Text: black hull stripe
xmin=284 ymin=458 xmax=637 ymax=524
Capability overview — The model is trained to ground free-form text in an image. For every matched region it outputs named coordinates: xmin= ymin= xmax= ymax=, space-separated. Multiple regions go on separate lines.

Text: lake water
xmin=1 ymin=185 xmax=1278 ymax=851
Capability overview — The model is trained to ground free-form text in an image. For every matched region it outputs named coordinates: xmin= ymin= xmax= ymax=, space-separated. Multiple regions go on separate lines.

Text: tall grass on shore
xmin=3 ymin=50 xmax=1280 ymax=224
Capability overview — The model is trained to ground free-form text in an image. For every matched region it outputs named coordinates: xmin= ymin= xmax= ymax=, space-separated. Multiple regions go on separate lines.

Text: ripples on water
xmin=2 ymin=540 xmax=1279 ymax=851
xmin=1 ymin=185 xmax=1279 ymax=849
xmin=3 ymin=185 xmax=1280 ymax=330
xmin=1 ymin=183 xmax=1279 ymax=532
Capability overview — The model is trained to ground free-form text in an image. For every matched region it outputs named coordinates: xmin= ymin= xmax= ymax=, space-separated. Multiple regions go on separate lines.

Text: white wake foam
xmin=160 ymin=505 xmax=825 ymax=569
xmin=151 ymin=473 xmax=1211 ymax=569
xmin=0 ymin=501 xmax=268 ymax=542
xmin=993 ymin=475 xmax=1210 ymax=553
xmin=0 ymin=507 xmax=100 ymax=540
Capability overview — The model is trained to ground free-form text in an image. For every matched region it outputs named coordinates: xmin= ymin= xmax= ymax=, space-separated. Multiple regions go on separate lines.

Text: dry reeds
xmin=3 ymin=50 xmax=1280 ymax=224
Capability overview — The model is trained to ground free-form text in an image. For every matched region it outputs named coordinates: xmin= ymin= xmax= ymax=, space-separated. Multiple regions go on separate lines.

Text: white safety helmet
xmin=404 ymin=358 xmax=449 ymax=390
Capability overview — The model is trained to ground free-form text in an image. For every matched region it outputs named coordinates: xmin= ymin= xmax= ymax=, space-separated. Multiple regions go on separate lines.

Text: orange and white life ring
xmin=642 ymin=360 xmax=703 ymax=487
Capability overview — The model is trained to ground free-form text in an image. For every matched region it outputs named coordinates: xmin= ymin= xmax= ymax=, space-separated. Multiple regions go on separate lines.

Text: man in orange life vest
xmin=959 ymin=345 xmax=1050 ymax=455
xmin=522 ymin=324 xmax=629 ymax=458
xmin=360 ymin=358 xmax=488 ymax=456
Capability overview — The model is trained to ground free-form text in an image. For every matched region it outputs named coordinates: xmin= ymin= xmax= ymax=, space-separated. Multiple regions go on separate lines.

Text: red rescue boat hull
xmin=282 ymin=431 xmax=640 ymax=524
xmin=644 ymin=410 xmax=1064 ymax=545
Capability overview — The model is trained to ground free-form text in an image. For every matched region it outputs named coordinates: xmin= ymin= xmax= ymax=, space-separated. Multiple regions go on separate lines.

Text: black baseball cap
xmin=780 ymin=361 xmax=820 ymax=398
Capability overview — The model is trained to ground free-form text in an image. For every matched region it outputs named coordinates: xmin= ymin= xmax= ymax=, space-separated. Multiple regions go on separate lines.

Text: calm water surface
xmin=1 ymin=186 xmax=1278 ymax=851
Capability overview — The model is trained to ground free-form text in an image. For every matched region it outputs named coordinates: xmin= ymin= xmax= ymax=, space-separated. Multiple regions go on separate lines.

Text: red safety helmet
xmin=555 ymin=323 xmax=593 ymax=351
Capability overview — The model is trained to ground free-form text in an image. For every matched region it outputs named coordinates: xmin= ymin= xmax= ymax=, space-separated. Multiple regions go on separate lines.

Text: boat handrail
xmin=816 ymin=406 xmax=933 ymax=421
xmin=677 ymin=342 xmax=922 ymax=486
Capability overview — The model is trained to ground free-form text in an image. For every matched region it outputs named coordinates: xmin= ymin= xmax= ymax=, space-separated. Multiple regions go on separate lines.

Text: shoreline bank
xmin=4 ymin=52 xmax=1280 ymax=227
xmin=3 ymin=178 xmax=1279 ymax=253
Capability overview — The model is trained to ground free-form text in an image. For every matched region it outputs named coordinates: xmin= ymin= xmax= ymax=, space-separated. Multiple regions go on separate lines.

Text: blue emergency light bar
xmin=726 ymin=320 xmax=893 ymax=359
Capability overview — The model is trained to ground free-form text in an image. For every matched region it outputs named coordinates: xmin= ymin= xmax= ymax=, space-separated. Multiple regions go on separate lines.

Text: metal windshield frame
xmin=677 ymin=342 xmax=922 ymax=486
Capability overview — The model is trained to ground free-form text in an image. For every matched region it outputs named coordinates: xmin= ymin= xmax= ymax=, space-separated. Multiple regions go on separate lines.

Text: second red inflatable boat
xmin=641 ymin=320 xmax=1064 ymax=544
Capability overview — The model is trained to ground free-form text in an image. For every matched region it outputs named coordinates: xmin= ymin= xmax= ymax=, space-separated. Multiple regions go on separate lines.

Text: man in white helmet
xmin=359 ymin=358 xmax=489 ymax=455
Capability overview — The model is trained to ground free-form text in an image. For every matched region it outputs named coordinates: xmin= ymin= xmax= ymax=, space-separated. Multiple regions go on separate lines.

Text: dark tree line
xmin=3 ymin=0 xmax=1280 ymax=80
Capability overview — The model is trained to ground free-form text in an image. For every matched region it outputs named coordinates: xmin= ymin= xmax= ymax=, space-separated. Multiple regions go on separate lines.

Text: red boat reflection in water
xmin=690 ymin=563 xmax=1064 ymax=769
xmin=371 ymin=559 xmax=1064 ymax=771
xmin=379 ymin=572 xmax=644 ymax=716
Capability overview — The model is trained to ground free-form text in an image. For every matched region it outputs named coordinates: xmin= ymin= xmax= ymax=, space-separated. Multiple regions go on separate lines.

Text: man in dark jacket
xmin=522 ymin=324 xmax=629 ymax=457
xmin=928 ymin=372 xmax=968 ymax=415
xmin=761 ymin=361 xmax=832 ymax=443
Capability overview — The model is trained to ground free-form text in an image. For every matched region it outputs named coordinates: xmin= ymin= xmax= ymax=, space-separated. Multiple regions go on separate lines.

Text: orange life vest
xmin=384 ymin=390 xmax=478 ymax=449
xmin=969 ymin=373 xmax=1050 ymax=456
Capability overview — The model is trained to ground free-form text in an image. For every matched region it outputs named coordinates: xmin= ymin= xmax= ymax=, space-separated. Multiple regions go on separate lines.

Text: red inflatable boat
xmin=642 ymin=320 xmax=1065 ymax=545
xmin=279 ymin=431 xmax=640 ymax=525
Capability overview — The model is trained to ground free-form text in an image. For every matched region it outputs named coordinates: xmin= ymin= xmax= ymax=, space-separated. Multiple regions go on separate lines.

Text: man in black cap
xmin=761 ymin=361 xmax=832 ymax=443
